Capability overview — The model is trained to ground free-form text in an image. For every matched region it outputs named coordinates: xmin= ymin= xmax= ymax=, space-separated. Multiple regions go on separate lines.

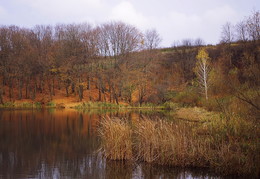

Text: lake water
xmin=0 ymin=109 xmax=220 ymax=179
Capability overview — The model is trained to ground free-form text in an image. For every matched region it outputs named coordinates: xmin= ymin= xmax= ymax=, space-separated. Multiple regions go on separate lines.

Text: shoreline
xmin=0 ymin=101 xmax=179 ymax=110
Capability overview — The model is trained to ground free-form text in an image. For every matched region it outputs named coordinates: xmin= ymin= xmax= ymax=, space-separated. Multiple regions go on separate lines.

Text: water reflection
xmin=0 ymin=109 xmax=220 ymax=179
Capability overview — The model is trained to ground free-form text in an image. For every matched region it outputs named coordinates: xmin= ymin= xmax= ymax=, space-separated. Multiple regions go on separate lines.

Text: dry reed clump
xmin=98 ymin=116 xmax=260 ymax=177
xmin=98 ymin=117 xmax=132 ymax=160
xmin=134 ymin=119 xmax=211 ymax=167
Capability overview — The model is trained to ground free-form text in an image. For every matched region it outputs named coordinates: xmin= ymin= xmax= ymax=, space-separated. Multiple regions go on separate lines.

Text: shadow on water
xmin=0 ymin=109 xmax=221 ymax=178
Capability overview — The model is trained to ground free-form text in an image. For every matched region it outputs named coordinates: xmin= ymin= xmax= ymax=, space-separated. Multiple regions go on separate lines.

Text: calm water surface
xmin=0 ymin=109 xmax=220 ymax=179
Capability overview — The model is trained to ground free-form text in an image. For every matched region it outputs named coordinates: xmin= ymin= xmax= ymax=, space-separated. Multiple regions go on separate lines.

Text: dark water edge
xmin=0 ymin=109 xmax=225 ymax=179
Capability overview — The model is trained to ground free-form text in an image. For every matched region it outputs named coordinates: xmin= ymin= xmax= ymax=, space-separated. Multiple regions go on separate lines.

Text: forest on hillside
xmin=0 ymin=11 xmax=259 ymax=117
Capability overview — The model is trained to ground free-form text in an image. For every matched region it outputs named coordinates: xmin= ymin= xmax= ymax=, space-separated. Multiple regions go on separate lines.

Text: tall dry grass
xmin=134 ymin=119 xmax=210 ymax=166
xmin=98 ymin=115 xmax=260 ymax=177
xmin=98 ymin=117 xmax=132 ymax=160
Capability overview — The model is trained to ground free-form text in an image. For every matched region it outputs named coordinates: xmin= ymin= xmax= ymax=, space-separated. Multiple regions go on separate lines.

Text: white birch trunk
xmin=198 ymin=58 xmax=209 ymax=100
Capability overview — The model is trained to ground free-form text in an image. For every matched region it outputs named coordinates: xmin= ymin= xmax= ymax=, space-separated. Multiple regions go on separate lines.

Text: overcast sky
xmin=0 ymin=0 xmax=259 ymax=47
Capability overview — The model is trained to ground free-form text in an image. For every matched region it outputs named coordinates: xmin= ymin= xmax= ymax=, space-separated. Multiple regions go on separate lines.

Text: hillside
xmin=0 ymin=41 xmax=259 ymax=114
xmin=0 ymin=13 xmax=259 ymax=120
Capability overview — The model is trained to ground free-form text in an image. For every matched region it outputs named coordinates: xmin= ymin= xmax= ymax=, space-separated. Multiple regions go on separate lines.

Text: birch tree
xmin=195 ymin=48 xmax=211 ymax=100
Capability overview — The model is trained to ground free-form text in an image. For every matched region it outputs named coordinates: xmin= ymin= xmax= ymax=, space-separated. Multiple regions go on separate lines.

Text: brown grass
xmin=134 ymin=119 xmax=211 ymax=166
xmin=98 ymin=114 xmax=260 ymax=177
xmin=98 ymin=117 xmax=132 ymax=160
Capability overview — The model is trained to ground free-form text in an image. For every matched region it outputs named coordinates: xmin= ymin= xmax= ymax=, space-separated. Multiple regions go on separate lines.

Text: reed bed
xmin=98 ymin=116 xmax=260 ymax=177
xmin=134 ymin=119 xmax=210 ymax=166
xmin=98 ymin=117 xmax=132 ymax=160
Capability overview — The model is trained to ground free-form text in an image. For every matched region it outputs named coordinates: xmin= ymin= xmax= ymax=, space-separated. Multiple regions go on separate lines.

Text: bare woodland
xmin=0 ymin=11 xmax=259 ymax=114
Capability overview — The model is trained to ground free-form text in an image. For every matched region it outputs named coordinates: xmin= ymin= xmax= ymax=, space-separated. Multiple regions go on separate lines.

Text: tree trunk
xmin=128 ymin=92 xmax=132 ymax=104
xmin=8 ymin=79 xmax=13 ymax=100
xmin=0 ymin=88 xmax=3 ymax=104
xmin=58 ymin=78 xmax=61 ymax=90
xmin=78 ymin=84 xmax=84 ymax=101
xmin=98 ymin=87 xmax=102 ymax=101
xmin=18 ymin=79 xmax=23 ymax=100
xmin=112 ymin=86 xmax=119 ymax=105
xmin=103 ymin=91 xmax=106 ymax=102
xmin=202 ymin=61 xmax=208 ymax=100
xmin=108 ymin=83 xmax=112 ymax=103
xmin=31 ymin=83 xmax=37 ymax=100
xmin=65 ymin=85 xmax=69 ymax=97
xmin=25 ymin=77 xmax=30 ymax=99
xmin=48 ymin=83 xmax=52 ymax=100
xmin=39 ymin=75 xmax=44 ymax=93
xmin=52 ymin=78 xmax=55 ymax=96
xmin=139 ymin=95 xmax=143 ymax=106
xmin=71 ymin=82 xmax=75 ymax=93
xmin=114 ymin=92 xmax=119 ymax=105
xmin=138 ymin=86 xmax=146 ymax=106
xmin=109 ymin=90 xmax=112 ymax=103
xmin=87 ymin=76 xmax=90 ymax=90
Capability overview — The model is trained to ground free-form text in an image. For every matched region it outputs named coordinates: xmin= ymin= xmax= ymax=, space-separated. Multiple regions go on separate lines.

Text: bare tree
xmin=194 ymin=38 xmax=205 ymax=47
xmin=246 ymin=10 xmax=260 ymax=41
xmin=181 ymin=39 xmax=194 ymax=47
xmin=143 ymin=29 xmax=161 ymax=50
xmin=98 ymin=22 xmax=142 ymax=60
xmin=221 ymin=22 xmax=234 ymax=44
xmin=236 ymin=20 xmax=248 ymax=42
xmin=171 ymin=40 xmax=181 ymax=48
